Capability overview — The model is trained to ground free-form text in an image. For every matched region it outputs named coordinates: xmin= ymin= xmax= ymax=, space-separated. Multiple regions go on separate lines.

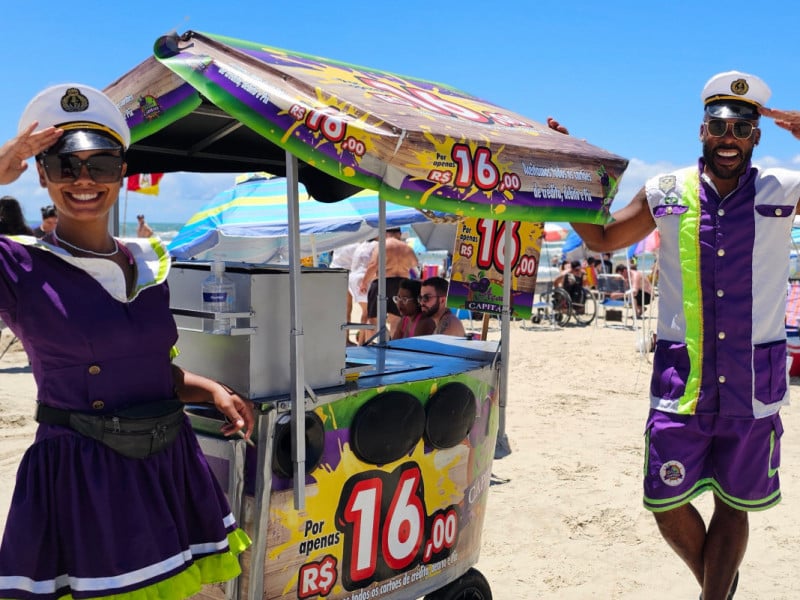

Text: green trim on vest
xmin=678 ymin=172 xmax=703 ymax=414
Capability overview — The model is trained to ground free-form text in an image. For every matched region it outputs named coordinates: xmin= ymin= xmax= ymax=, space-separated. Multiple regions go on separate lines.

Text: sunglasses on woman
xmin=392 ymin=295 xmax=415 ymax=304
xmin=39 ymin=154 xmax=124 ymax=183
xmin=704 ymin=119 xmax=758 ymax=140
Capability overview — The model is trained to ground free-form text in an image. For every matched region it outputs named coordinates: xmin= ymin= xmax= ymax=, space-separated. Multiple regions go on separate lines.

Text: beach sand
xmin=1 ymin=316 xmax=799 ymax=599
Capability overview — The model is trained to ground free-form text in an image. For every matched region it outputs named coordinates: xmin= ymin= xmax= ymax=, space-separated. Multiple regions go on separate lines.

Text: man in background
xmin=33 ymin=205 xmax=57 ymax=238
xmin=136 ymin=214 xmax=154 ymax=238
xmin=359 ymin=228 xmax=418 ymax=337
xmin=419 ymin=276 xmax=465 ymax=337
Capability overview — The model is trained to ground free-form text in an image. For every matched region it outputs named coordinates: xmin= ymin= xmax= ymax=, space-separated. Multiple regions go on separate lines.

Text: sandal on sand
xmin=698 ymin=570 xmax=739 ymax=600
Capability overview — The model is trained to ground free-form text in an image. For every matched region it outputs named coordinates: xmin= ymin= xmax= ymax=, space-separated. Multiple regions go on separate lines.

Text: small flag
xmin=127 ymin=173 xmax=164 ymax=195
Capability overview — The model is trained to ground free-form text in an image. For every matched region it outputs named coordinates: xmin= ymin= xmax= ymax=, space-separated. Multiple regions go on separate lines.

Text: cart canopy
xmin=105 ymin=30 xmax=628 ymax=224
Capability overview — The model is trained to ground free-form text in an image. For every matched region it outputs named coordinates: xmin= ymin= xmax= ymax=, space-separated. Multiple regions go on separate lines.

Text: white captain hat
xmin=701 ymin=71 xmax=771 ymax=120
xmin=18 ymin=83 xmax=130 ymax=153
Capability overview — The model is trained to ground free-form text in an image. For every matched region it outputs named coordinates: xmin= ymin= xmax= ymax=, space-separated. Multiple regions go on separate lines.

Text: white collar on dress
xmin=10 ymin=235 xmax=171 ymax=303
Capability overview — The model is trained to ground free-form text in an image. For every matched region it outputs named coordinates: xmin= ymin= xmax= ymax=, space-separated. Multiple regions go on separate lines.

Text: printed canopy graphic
xmin=168 ymin=175 xmax=434 ymax=263
xmin=105 ymin=30 xmax=628 ymax=225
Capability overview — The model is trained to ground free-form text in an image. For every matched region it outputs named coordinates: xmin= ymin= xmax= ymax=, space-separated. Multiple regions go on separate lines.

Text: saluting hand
xmin=760 ymin=107 xmax=800 ymax=140
xmin=0 ymin=122 xmax=63 ymax=185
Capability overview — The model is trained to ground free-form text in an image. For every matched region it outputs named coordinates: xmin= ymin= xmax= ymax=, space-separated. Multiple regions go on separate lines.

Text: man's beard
xmin=702 ymin=142 xmax=753 ymax=181
xmin=421 ymin=303 xmax=438 ymax=318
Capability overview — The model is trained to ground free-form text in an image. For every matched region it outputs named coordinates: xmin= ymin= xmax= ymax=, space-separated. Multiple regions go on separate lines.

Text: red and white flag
xmin=127 ymin=173 xmax=164 ymax=195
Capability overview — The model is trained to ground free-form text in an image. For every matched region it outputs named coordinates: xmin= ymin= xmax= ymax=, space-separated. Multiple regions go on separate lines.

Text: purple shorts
xmin=643 ymin=409 xmax=783 ymax=512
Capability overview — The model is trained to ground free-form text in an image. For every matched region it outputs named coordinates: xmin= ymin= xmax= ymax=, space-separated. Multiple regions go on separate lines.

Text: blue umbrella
xmin=168 ymin=175 xmax=434 ymax=263
xmin=561 ymin=228 xmax=584 ymax=254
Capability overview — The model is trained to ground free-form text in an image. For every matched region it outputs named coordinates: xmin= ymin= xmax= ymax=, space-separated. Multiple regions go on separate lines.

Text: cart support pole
xmin=495 ymin=222 xmax=512 ymax=459
xmin=377 ymin=201 xmax=387 ymax=344
xmin=286 ymin=152 xmax=307 ymax=509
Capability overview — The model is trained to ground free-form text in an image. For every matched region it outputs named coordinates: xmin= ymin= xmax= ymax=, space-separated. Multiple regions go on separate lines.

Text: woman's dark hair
xmin=0 ymin=196 xmax=33 ymax=235
xmin=399 ymin=278 xmax=422 ymax=304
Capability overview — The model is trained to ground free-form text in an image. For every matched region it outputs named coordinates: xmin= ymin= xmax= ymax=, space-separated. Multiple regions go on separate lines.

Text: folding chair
xmin=595 ymin=274 xmax=634 ymax=327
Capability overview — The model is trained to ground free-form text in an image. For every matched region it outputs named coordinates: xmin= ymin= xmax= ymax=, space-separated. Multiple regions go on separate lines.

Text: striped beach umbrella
xmin=168 ymin=175 xmax=433 ymax=263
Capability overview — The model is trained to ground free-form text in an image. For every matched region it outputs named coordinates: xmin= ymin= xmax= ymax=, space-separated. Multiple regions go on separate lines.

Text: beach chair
xmin=596 ymin=274 xmax=634 ymax=327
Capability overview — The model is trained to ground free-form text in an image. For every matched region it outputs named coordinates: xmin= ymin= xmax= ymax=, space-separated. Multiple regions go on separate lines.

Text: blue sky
xmin=2 ymin=0 xmax=800 ymax=226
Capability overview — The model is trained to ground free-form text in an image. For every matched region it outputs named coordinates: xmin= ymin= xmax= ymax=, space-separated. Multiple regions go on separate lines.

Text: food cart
xmin=105 ymin=30 xmax=628 ymax=600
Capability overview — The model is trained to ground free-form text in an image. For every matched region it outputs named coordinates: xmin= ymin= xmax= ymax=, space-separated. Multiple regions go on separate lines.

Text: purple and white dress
xmin=0 ymin=235 xmax=249 ymax=600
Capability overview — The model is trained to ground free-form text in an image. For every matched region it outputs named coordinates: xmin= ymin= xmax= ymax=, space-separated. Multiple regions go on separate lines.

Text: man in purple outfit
xmin=566 ymin=71 xmax=800 ymax=599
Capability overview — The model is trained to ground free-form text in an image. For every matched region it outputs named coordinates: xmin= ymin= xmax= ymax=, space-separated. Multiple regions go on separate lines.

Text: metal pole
xmin=495 ymin=221 xmax=512 ymax=458
xmin=286 ymin=152 xmax=307 ymax=509
xmin=377 ymin=201 xmax=387 ymax=344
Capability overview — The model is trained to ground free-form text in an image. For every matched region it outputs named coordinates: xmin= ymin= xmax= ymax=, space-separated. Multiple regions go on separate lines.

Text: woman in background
xmin=0 ymin=195 xmax=33 ymax=235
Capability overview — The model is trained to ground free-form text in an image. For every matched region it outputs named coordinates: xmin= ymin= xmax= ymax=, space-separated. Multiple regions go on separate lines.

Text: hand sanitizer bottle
xmin=201 ymin=260 xmax=236 ymax=334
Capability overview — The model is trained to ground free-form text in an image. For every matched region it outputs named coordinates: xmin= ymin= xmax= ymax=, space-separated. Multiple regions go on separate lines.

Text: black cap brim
xmin=48 ymin=129 xmax=123 ymax=155
xmin=705 ymin=99 xmax=760 ymax=120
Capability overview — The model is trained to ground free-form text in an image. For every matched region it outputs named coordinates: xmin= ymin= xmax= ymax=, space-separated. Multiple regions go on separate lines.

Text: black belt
xmin=35 ymin=400 xmax=186 ymax=459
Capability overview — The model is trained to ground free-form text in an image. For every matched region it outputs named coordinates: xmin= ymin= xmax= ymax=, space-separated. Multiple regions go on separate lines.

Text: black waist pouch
xmin=36 ymin=400 xmax=186 ymax=459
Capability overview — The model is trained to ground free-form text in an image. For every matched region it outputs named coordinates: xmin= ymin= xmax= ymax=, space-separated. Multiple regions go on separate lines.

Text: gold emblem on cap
xmin=60 ymin=87 xmax=89 ymax=113
xmin=730 ymin=78 xmax=749 ymax=97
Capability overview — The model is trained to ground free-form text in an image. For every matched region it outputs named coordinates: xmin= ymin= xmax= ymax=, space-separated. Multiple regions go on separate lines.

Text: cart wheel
xmin=423 ymin=567 xmax=492 ymax=600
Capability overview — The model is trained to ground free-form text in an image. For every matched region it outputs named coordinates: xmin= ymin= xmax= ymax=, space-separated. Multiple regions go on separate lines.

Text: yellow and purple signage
xmin=239 ymin=369 xmax=498 ymax=600
xmin=447 ymin=218 xmax=544 ymax=319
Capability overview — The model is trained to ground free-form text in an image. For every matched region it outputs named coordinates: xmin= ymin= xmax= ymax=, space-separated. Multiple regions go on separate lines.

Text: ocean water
xmin=120 ymin=222 xmax=183 ymax=244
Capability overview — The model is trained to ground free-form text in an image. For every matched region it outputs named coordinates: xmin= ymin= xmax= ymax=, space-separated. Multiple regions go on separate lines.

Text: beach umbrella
xmin=560 ymin=227 xmax=588 ymax=262
xmin=792 ymin=223 xmax=800 ymax=245
xmin=543 ymin=223 xmax=568 ymax=242
xmin=561 ymin=228 xmax=584 ymax=254
xmin=168 ymin=175 xmax=433 ymax=263
xmin=627 ymin=229 xmax=660 ymax=258
xmin=410 ymin=221 xmax=459 ymax=252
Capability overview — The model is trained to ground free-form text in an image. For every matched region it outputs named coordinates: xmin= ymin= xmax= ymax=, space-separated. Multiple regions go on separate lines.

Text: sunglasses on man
xmin=704 ymin=119 xmax=758 ymax=140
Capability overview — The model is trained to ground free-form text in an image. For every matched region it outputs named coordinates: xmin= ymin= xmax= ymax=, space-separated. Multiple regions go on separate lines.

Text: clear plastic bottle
xmin=201 ymin=260 xmax=236 ymax=334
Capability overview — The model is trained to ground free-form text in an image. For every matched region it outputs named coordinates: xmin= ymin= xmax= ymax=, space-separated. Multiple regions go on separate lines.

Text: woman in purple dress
xmin=0 ymin=83 xmax=255 ymax=599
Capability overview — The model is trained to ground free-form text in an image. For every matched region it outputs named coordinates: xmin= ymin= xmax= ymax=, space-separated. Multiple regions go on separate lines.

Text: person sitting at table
xmin=558 ymin=260 xmax=586 ymax=304
xmin=419 ymin=276 xmax=466 ymax=337
xmin=391 ymin=278 xmax=435 ymax=340
xmin=612 ymin=264 xmax=653 ymax=318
